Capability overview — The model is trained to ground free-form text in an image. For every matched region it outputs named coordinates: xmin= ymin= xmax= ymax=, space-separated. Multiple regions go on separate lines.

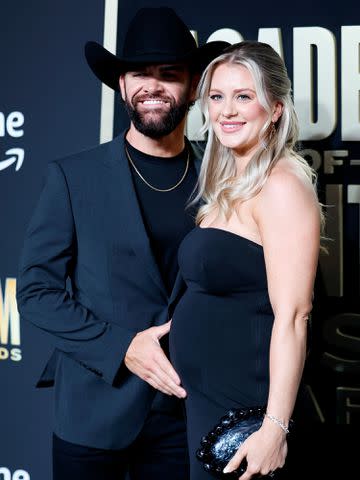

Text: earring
xmin=261 ymin=138 xmax=268 ymax=151
xmin=269 ymin=122 xmax=276 ymax=140
xmin=261 ymin=122 xmax=276 ymax=151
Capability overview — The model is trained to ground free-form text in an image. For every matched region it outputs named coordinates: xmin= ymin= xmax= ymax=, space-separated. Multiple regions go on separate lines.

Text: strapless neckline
xmin=196 ymin=226 xmax=263 ymax=250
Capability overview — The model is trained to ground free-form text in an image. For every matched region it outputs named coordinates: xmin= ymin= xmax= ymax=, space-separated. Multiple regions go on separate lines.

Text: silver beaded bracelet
xmin=264 ymin=413 xmax=290 ymax=434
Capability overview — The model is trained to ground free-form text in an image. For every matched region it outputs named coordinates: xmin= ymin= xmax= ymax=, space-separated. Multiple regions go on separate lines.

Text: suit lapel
xmin=103 ymin=133 xmax=167 ymax=299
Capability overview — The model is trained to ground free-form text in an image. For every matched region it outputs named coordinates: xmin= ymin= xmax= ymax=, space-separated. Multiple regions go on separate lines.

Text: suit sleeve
xmin=16 ymin=161 xmax=136 ymax=385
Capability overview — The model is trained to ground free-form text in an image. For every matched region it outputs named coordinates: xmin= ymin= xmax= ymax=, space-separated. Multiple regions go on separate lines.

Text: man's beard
xmin=124 ymin=94 xmax=190 ymax=139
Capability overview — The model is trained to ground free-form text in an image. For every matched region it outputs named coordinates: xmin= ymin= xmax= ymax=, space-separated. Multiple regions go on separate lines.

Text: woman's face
xmin=208 ymin=62 xmax=277 ymax=158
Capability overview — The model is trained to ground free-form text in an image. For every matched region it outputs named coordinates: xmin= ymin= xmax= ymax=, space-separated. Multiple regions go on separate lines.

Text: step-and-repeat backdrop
xmin=1 ymin=0 xmax=359 ymax=478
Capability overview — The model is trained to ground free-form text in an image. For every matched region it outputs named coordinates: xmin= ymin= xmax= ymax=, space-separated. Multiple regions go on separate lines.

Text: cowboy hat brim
xmin=85 ymin=40 xmax=230 ymax=91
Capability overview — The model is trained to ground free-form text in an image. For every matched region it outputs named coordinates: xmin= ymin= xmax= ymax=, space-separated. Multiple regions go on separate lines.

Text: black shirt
xmin=125 ymin=139 xmax=198 ymax=296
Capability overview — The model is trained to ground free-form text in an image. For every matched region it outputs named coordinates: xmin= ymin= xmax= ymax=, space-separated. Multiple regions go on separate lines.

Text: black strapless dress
xmin=169 ymin=226 xmax=275 ymax=479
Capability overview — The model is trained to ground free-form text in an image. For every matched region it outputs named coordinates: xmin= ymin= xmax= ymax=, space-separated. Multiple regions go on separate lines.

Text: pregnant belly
xmin=169 ymin=291 xmax=272 ymax=406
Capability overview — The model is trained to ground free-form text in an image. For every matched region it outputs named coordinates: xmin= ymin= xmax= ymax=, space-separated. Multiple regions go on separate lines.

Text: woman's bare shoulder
xmin=263 ymin=156 xmax=316 ymax=198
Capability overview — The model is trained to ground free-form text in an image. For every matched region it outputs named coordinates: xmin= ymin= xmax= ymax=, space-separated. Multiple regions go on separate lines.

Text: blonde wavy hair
xmin=193 ymin=40 xmax=325 ymax=235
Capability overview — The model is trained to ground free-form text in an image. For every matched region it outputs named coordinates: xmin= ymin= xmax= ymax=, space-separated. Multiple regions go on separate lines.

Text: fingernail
xmin=223 ymin=466 xmax=230 ymax=473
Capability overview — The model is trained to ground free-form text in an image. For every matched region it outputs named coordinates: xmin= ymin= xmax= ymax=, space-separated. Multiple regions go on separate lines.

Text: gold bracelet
xmin=264 ymin=413 xmax=290 ymax=434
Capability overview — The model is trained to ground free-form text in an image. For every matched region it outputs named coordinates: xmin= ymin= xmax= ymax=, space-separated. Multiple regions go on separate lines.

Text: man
xmin=16 ymin=7 xmax=228 ymax=480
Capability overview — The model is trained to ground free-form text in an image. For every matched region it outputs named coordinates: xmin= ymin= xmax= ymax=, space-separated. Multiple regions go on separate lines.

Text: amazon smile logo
xmin=0 ymin=111 xmax=25 ymax=172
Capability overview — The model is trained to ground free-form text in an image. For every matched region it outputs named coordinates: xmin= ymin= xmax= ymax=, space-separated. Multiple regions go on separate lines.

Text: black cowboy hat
xmin=85 ymin=7 xmax=230 ymax=91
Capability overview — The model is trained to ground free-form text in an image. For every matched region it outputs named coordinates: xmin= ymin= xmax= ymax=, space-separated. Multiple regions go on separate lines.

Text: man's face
xmin=119 ymin=64 xmax=197 ymax=138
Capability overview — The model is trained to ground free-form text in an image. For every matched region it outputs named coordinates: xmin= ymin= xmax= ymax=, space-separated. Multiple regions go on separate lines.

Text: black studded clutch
xmin=196 ymin=406 xmax=276 ymax=479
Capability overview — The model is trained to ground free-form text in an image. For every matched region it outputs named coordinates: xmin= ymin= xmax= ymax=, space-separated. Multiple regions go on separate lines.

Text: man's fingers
xmin=153 ymin=320 xmax=172 ymax=339
xmin=124 ymin=323 xmax=186 ymax=396
xmin=130 ymin=343 xmax=186 ymax=397
xmin=145 ymin=374 xmax=174 ymax=396
xmin=151 ymin=363 xmax=187 ymax=398
xmin=155 ymin=349 xmax=182 ymax=385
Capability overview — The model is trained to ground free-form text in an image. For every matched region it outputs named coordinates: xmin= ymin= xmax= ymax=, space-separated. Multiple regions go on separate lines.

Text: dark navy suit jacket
xmin=16 ymin=131 xmax=201 ymax=449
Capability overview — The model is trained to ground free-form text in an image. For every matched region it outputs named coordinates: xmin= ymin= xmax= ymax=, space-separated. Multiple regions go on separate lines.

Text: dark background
xmin=1 ymin=1 xmax=359 ymax=478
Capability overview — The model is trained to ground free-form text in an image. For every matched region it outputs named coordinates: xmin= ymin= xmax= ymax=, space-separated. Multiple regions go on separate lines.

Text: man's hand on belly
xmin=124 ymin=320 xmax=187 ymax=398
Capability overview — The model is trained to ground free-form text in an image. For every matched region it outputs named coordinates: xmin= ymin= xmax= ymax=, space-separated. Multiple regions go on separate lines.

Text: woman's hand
xmin=223 ymin=421 xmax=288 ymax=479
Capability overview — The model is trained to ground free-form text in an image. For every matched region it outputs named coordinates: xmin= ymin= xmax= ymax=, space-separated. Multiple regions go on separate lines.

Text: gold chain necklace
xmin=125 ymin=145 xmax=190 ymax=193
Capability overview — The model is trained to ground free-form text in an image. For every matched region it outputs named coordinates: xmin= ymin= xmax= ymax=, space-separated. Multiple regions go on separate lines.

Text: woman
xmin=169 ymin=41 xmax=324 ymax=480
